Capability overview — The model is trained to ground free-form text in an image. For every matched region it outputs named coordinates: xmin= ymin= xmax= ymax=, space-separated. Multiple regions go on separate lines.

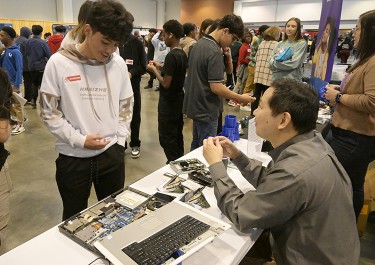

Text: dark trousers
xmin=226 ymin=62 xmax=238 ymax=87
xmin=158 ymin=113 xmax=184 ymax=164
xmin=55 ymin=144 xmax=125 ymax=220
xmin=340 ymin=50 xmax=351 ymax=64
xmin=147 ymin=70 xmax=156 ymax=87
xmin=325 ymin=126 xmax=375 ymax=220
xmin=251 ymin=83 xmax=269 ymax=115
xmin=23 ymin=71 xmax=33 ymax=102
xmin=29 ymin=70 xmax=44 ymax=103
xmin=191 ymin=118 xmax=218 ymax=151
xmin=129 ymin=78 xmax=141 ymax=147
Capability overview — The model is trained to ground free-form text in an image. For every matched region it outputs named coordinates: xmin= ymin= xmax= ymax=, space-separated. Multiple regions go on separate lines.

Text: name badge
xmin=126 ymin=59 xmax=134 ymax=65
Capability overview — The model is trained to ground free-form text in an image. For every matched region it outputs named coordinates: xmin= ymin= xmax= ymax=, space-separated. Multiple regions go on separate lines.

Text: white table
xmin=0 ymin=139 xmax=270 ymax=265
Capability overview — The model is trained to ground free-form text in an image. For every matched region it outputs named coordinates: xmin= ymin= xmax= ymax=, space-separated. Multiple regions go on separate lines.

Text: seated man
xmin=203 ymin=78 xmax=359 ymax=265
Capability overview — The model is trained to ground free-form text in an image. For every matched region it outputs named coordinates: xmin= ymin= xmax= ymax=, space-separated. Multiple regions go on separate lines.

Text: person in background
xmin=198 ymin=18 xmax=214 ymax=40
xmin=40 ymin=0 xmax=134 ymax=220
xmin=151 ymin=29 xmax=170 ymax=91
xmin=225 ymin=38 xmax=241 ymax=89
xmin=0 ymin=26 xmax=25 ymax=135
xmin=251 ymin=26 xmax=281 ymax=116
xmin=147 ymin=20 xmax=187 ymax=164
xmin=119 ymin=33 xmax=147 ymax=159
xmin=268 ymin=17 xmax=307 ymax=81
xmin=43 ymin=32 xmax=51 ymax=42
xmin=144 ymin=28 xmax=157 ymax=89
xmin=228 ymin=29 xmax=251 ymax=108
xmin=242 ymin=24 xmax=269 ymax=112
xmin=60 ymin=0 xmax=94 ymax=49
xmin=180 ymin=22 xmax=197 ymax=57
xmin=48 ymin=25 xmax=66 ymax=54
xmin=133 ymin=30 xmax=143 ymax=43
xmin=337 ymin=36 xmax=353 ymax=64
xmin=25 ymin=25 xmax=51 ymax=109
xmin=203 ymin=78 xmax=360 ymax=265
xmin=15 ymin=27 xmax=32 ymax=108
xmin=0 ymin=69 xmax=12 ymax=252
xmin=324 ymin=9 xmax=375 ymax=221
xmin=183 ymin=14 xmax=254 ymax=151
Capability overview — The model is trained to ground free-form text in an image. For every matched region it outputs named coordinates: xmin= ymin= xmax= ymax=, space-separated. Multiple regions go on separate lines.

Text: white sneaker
xmin=240 ymin=105 xmax=252 ymax=112
xmin=131 ymin=147 xmax=140 ymax=158
xmin=11 ymin=124 xmax=25 ymax=135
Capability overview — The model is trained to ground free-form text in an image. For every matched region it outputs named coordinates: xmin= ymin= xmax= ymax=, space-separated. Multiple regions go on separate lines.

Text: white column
xmin=234 ymin=1 xmax=243 ymax=16
xmin=156 ymin=0 xmax=166 ymax=29
xmin=56 ymin=0 xmax=74 ymax=23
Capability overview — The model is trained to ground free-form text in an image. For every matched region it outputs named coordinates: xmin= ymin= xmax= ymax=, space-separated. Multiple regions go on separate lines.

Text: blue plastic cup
xmin=225 ymin=115 xmax=237 ymax=128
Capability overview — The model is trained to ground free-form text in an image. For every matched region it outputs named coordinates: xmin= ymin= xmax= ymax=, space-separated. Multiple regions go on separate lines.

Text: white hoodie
xmin=40 ymin=44 xmax=134 ymax=157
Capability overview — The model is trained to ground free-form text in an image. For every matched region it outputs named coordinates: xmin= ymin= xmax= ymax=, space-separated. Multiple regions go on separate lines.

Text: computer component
xmin=169 ymin=158 xmax=205 ymax=175
xmin=58 ymin=188 xmax=174 ymax=254
xmin=188 ymin=169 xmax=213 ymax=187
xmin=94 ymin=201 xmax=231 ymax=265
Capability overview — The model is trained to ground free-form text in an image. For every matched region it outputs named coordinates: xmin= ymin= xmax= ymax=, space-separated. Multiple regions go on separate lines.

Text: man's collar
xmin=268 ymin=131 xmax=315 ymax=161
xmin=204 ymin=34 xmax=220 ymax=48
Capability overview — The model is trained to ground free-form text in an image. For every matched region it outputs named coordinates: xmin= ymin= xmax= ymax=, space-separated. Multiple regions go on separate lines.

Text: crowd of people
xmin=0 ymin=0 xmax=374 ymax=264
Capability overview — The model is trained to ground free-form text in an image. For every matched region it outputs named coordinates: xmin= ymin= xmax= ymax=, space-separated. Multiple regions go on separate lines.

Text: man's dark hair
xmin=269 ymin=78 xmax=319 ymax=134
xmin=258 ymin=25 xmax=269 ymax=35
xmin=55 ymin=25 xmax=66 ymax=33
xmin=1 ymin=26 xmax=16 ymax=39
xmin=149 ymin=28 xmax=157 ymax=34
xmin=182 ymin=22 xmax=196 ymax=37
xmin=85 ymin=0 xmax=134 ymax=43
xmin=218 ymin=14 xmax=244 ymax=39
xmin=32 ymin=25 xmax=43 ymax=35
xmin=163 ymin=20 xmax=184 ymax=39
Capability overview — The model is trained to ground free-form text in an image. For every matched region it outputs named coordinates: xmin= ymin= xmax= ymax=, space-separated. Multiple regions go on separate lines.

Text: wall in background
xmin=0 ymin=0 xmax=57 ymax=21
xmin=235 ymin=0 xmax=374 ymax=29
xmin=180 ymin=0 xmax=234 ymax=27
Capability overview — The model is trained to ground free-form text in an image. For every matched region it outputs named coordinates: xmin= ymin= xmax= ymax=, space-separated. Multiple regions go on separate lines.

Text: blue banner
xmin=311 ymin=0 xmax=343 ymax=84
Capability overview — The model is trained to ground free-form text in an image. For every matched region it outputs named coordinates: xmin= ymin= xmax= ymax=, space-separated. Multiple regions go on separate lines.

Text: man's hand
xmin=216 ymin=136 xmax=240 ymax=159
xmin=203 ymin=137 xmax=223 ymax=166
xmin=84 ymin=135 xmax=111 ymax=150
xmin=237 ymin=94 xmax=256 ymax=105
xmin=146 ymin=63 xmax=156 ymax=74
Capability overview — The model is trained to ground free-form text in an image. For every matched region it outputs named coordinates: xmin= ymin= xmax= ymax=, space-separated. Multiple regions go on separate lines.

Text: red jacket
xmin=48 ymin=34 xmax=64 ymax=54
xmin=237 ymin=43 xmax=251 ymax=69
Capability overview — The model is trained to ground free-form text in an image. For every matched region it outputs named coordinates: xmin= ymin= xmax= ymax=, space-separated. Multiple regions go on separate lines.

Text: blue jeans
xmin=190 ymin=118 xmax=218 ymax=151
xmin=325 ymin=125 xmax=375 ymax=220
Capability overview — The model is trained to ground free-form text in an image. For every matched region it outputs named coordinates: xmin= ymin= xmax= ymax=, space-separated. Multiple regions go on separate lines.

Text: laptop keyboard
xmin=122 ymin=215 xmax=210 ymax=265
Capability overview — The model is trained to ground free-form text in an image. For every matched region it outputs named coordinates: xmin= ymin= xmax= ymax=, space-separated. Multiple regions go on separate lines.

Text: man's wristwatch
xmin=335 ymin=92 xmax=343 ymax=103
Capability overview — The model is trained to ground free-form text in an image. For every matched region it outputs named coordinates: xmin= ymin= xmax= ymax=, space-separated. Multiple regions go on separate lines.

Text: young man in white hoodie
xmin=40 ymin=0 xmax=134 ymax=220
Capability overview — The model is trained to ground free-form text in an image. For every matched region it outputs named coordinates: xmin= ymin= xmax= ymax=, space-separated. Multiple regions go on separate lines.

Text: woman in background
xmin=268 ymin=17 xmax=307 ymax=81
xmin=324 ymin=9 xmax=375 ymax=221
xmin=251 ymin=26 xmax=281 ymax=116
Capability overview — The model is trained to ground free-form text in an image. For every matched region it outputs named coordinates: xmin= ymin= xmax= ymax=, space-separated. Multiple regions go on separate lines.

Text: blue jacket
xmin=25 ymin=36 xmax=51 ymax=71
xmin=0 ymin=44 xmax=23 ymax=89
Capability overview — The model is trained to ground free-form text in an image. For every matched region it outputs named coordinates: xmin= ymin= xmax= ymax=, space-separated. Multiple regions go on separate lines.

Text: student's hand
xmin=324 ymin=84 xmax=340 ymax=102
xmin=146 ymin=63 xmax=157 ymax=74
xmin=215 ymin=136 xmax=240 ymax=160
xmin=152 ymin=61 xmax=162 ymax=70
xmin=203 ymin=137 xmax=223 ymax=165
xmin=84 ymin=135 xmax=111 ymax=150
xmin=237 ymin=94 xmax=256 ymax=105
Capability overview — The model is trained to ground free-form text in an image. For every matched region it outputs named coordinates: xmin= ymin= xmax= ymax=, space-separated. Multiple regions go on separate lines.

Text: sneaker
xmin=131 ymin=147 xmax=140 ymax=158
xmin=144 ymin=84 xmax=152 ymax=89
xmin=228 ymin=100 xmax=238 ymax=107
xmin=240 ymin=105 xmax=252 ymax=112
xmin=154 ymin=86 xmax=160 ymax=91
xmin=11 ymin=124 xmax=25 ymax=135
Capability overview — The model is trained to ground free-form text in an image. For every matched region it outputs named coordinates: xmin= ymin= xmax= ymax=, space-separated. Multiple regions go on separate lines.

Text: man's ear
xmin=83 ymin=24 xmax=92 ymax=36
xmin=278 ymin=112 xmax=292 ymax=130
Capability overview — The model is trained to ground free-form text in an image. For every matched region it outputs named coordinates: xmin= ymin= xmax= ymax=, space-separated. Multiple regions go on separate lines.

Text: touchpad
xmin=139 ymin=216 xmax=163 ymax=231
